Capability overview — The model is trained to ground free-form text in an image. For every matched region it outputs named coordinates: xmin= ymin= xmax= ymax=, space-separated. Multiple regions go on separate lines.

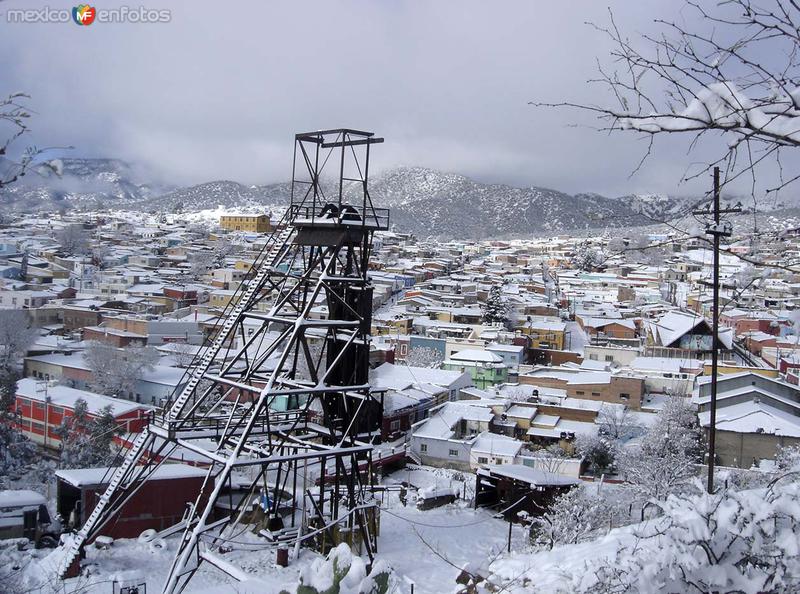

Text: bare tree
xmin=0 ymin=310 xmax=38 ymax=371
xmin=171 ymin=342 xmax=197 ymax=368
xmin=0 ymin=92 xmax=69 ymax=189
xmin=597 ymin=405 xmax=641 ymax=441
xmin=535 ymin=1 xmax=800 ymax=274
xmin=537 ymin=1 xmax=800 ymax=193
xmin=83 ymin=341 xmax=159 ymax=398
xmin=55 ymin=224 xmax=90 ymax=255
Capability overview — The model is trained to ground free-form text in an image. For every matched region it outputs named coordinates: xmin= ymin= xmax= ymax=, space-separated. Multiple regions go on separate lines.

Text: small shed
xmin=475 ymin=464 xmax=579 ymax=520
xmin=56 ymin=464 xmax=207 ymax=539
xmin=0 ymin=489 xmax=52 ymax=542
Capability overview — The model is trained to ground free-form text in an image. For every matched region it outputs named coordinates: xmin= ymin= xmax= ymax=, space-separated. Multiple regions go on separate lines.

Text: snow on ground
xmin=16 ymin=464 xmax=519 ymax=594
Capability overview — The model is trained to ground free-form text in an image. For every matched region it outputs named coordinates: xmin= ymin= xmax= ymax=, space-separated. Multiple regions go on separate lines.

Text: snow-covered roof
xmin=15 ymin=378 xmax=147 ymax=416
xmin=412 ymin=402 xmax=493 ymax=440
xmin=56 ymin=463 xmax=206 ymax=488
xmin=698 ymin=400 xmax=800 ymax=437
xmin=0 ymin=489 xmax=46 ymax=509
xmin=479 ymin=464 xmax=580 ymax=487
xmin=448 ymin=349 xmax=504 ymax=364
xmin=471 ymin=432 xmax=523 ymax=457
xmin=371 ymin=362 xmax=469 ymax=391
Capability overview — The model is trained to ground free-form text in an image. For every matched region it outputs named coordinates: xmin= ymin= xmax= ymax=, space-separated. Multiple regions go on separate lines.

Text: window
xmin=389 ymin=419 xmax=400 ymax=431
xmin=589 ymin=354 xmax=598 ymax=361
xmin=605 ymin=355 xmax=614 ymax=362
xmin=619 ymin=393 xmax=630 ymax=402
xmin=575 ymin=390 xmax=584 ymax=396
xmin=31 ymin=422 xmax=44 ymax=434
xmin=477 ymin=456 xmax=488 ymax=464
xmin=494 ymin=458 xmax=503 ymax=465
xmin=34 ymin=401 xmax=45 ymax=412
xmin=420 ymin=443 xmax=427 ymax=453
xmin=448 ymin=449 xmax=459 ymax=457
xmin=50 ymin=406 xmax=64 ymax=415
xmin=592 ymin=392 xmax=601 ymax=397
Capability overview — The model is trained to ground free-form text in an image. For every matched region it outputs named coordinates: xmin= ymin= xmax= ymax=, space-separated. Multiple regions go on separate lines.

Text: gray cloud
xmin=0 ymin=0 xmax=795 ymax=198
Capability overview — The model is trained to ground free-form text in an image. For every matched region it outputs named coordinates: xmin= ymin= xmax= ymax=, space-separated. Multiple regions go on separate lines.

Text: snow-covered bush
xmin=290 ymin=543 xmax=396 ymax=594
xmin=575 ymin=434 xmax=616 ymax=476
xmin=530 ymin=486 xmax=615 ymax=550
xmin=617 ymin=396 xmax=701 ymax=501
xmin=576 ymin=478 xmax=800 ymax=594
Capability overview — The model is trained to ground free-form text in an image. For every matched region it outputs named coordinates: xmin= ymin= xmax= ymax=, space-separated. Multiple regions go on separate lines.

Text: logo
xmin=72 ymin=4 xmax=96 ymax=25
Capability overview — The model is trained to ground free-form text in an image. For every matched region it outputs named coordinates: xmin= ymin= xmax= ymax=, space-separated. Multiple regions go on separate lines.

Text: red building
xmin=13 ymin=378 xmax=150 ymax=449
xmin=55 ymin=464 xmax=208 ymax=539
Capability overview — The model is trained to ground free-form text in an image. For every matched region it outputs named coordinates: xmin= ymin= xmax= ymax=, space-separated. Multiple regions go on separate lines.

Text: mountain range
xmin=0 ymin=158 xmax=786 ymax=238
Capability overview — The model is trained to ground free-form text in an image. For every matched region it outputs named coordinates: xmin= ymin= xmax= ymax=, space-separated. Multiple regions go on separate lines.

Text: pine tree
xmin=482 ymin=285 xmax=511 ymax=328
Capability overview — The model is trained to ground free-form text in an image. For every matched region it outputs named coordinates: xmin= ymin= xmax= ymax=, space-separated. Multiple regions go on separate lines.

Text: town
xmin=3 ymin=0 xmax=800 ymax=592
xmin=1 ymin=182 xmax=799 ymax=591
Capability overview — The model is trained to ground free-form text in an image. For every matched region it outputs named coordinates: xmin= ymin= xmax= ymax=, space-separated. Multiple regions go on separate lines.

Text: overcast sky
xmin=0 ymin=1 xmax=788 ymax=197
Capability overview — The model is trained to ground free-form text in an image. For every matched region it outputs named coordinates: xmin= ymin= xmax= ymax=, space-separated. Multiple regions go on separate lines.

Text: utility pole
xmin=693 ymin=167 xmax=740 ymax=494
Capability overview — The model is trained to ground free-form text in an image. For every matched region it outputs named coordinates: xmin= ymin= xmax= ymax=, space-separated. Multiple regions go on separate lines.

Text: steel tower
xmin=57 ymin=129 xmax=389 ymax=593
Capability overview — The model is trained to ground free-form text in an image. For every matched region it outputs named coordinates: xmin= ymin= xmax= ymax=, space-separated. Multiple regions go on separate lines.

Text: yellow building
xmin=220 ymin=214 xmax=271 ymax=233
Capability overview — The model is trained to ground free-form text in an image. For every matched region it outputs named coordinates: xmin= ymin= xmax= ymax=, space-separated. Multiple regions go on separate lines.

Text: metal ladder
xmin=57 ymin=225 xmax=295 ymax=579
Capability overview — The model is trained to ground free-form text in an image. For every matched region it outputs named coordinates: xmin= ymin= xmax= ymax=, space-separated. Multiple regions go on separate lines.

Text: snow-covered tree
xmin=482 ymin=285 xmax=511 ymax=328
xmin=405 ymin=346 xmax=444 ymax=369
xmin=55 ymin=398 xmax=120 ymax=469
xmin=55 ymin=224 xmax=90 ymax=255
xmin=617 ymin=396 xmax=701 ymax=501
xmin=539 ymin=1 xmax=800 ymax=196
xmin=575 ymin=434 xmax=616 ymax=476
xmin=0 ymin=310 xmax=37 ymax=371
xmin=0 ymin=92 xmax=67 ymax=190
xmin=578 ymin=478 xmax=800 ymax=594
xmin=0 ymin=369 xmax=38 ymax=487
xmin=597 ymin=406 xmax=641 ymax=442
xmin=83 ymin=341 xmax=158 ymax=398
xmin=531 ymin=485 xmax=615 ymax=550
xmin=570 ymin=243 xmax=603 ymax=272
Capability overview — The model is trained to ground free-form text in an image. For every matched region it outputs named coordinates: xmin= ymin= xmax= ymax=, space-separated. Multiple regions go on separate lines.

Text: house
xmin=693 ymin=372 xmax=800 ymax=468
xmin=381 ymin=383 xmax=450 ymax=441
xmin=519 ymin=366 xmax=645 ymax=409
xmin=409 ymin=401 xmax=494 ymax=470
xmin=13 ymin=378 xmax=150 ymax=449
xmin=518 ymin=316 xmax=567 ymax=350
xmin=219 ymin=214 xmax=271 ymax=233
xmin=628 ymin=356 xmax=704 ymax=395
xmin=644 ymin=310 xmax=733 ymax=357
xmin=443 ymin=349 xmax=508 ymax=389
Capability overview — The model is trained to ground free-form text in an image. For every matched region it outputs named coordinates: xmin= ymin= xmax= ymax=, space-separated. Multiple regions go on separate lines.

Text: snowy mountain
xmin=370 ymin=167 xmax=666 ymax=238
xmin=0 ymin=158 xmax=780 ymax=238
xmin=0 ymin=157 xmax=171 ymax=212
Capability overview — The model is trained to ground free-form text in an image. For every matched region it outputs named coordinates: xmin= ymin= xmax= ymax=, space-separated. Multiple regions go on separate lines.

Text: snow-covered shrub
xmin=617 ymin=395 xmax=701 ymax=501
xmin=575 ymin=434 xmax=616 ymax=476
xmin=575 ymin=478 xmax=800 ymax=594
xmin=294 ymin=543 xmax=396 ymax=594
xmin=530 ymin=485 xmax=615 ymax=550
